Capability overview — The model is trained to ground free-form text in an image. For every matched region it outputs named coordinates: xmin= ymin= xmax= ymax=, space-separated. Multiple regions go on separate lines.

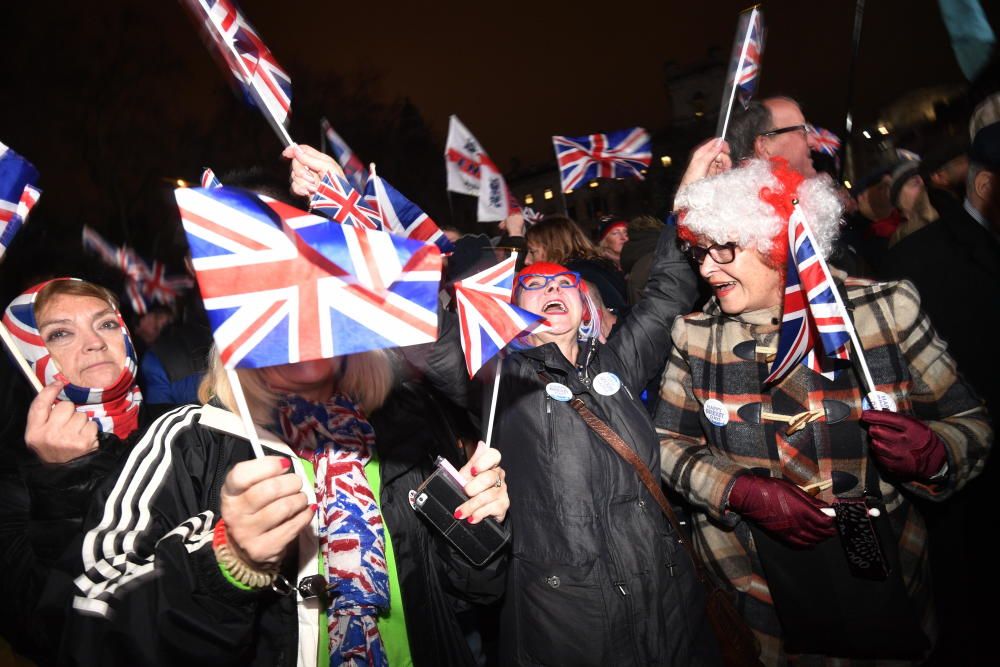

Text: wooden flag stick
xmin=226 ymin=368 xmax=266 ymax=459
xmin=0 ymin=322 xmax=43 ymax=392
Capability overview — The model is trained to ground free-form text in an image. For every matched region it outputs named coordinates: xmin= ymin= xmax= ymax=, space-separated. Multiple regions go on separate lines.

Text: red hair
xmin=757 ymin=158 xmax=802 ymax=269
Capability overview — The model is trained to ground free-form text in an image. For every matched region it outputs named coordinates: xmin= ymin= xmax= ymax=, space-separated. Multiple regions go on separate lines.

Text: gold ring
xmin=494 ymin=472 xmax=502 ymax=489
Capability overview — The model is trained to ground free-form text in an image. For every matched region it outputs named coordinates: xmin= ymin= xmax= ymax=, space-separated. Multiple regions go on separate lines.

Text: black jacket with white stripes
xmin=63 ymin=388 xmax=504 ymax=667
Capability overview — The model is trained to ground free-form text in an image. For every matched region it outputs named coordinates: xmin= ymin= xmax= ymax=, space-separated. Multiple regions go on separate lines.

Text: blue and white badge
xmin=546 ymin=382 xmax=574 ymax=402
xmin=592 ymin=372 xmax=622 ymax=397
xmin=862 ymin=391 xmax=897 ymax=413
xmin=703 ymin=398 xmax=729 ymax=427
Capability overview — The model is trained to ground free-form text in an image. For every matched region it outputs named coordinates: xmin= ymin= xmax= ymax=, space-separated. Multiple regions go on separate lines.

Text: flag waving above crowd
xmin=0 ymin=142 xmax=41 ymax=263
xmin=310 ymin=172 xmax=383 ymax=230
xmin=717 ymin=5 xmax=766 ymax=138
xmin=551 ymin=127 xmax=652 ymax=193
xmin=364 ymin=165 xmax=455 ymax=254
xmin=444 ymin=115 xmax=519 ymax=222
xmin=181 ymin=0 xmax=293 ymax=144
xmin=177 ymin=186 xmax=441 ymax=368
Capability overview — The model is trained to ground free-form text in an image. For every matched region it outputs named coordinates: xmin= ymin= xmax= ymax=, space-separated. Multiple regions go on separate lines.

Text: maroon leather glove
xmin=862 ymin=409 xmax=948 ymax=482
xmin=727 ymin=474 xmax=836 ymax=548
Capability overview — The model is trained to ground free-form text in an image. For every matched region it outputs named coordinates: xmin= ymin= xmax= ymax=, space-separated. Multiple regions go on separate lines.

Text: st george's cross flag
xmin=454 ymin=254 xmax=544 ymax=377
xmin=181 ymin=0 xmax=292 ymax=137
xmin=176 ymin=186 xmax=441 ymax=368
xmin=1 ymin=142 xmax=41 ymax=263
xmin=321 ymin=118 xmax=369 ymax=192
xmin=311 ymin=172 xmax=383 ymax=230
xmin=444 ymin=115 xmax=519 ymax=222
xmin=477 ymin=154 xmax=520 ymax=222
xmin=552 ymin=127 xmax=652 ymax=193
xmin=765 ymin=205 xmax=851 ymax=384
xmin=363 ymin=166 xmax=455 ymax=254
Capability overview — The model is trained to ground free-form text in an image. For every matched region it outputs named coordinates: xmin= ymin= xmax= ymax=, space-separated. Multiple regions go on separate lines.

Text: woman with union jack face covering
xmin=656 ymin=152 xmax=991 ymax=663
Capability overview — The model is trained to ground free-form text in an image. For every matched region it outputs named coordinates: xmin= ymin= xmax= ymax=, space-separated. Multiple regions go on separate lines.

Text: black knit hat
xmin=888 ymin=160 xmax=921 ymax=207
xmin=970 ymin=122 xmax=1000 ymax=172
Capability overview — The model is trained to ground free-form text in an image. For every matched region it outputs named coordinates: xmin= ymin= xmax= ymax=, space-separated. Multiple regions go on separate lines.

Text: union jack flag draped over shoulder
xmin=0 ymin=142 xmax=41 ymax=263
xmin=177 ymin=186 xmax=441 ymax=368
xmin=310 ymin=172 xmax=383 ymax=230
xmin=765 ymin=205 xmax=851 ymax=384
xmin=181 ymin=0 xmax=292 ymax=134
xmin=454 ymin=254 xmax=544 ymax=377
xmin=81 ymin=227 xmax=194 ymax=315
xmin=363 ymin=166 xmax=455 ymax=254
xmin=552 ymin=127 xmax=651 ymax=193
xmin=321 ymin=118 xmax=369 ymax=192
xmin=736 ymin=7 xmax=764 ymax=108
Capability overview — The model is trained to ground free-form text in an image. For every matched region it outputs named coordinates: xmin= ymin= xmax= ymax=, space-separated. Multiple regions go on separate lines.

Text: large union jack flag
xmin=182 ymin=0 xmax=292 ymax=130
xmin=321 ymin=118 xmax=369 ymax=192
xmin=177 ymin=187 xmax=441 ymax=368
xmin=552 ymin=127 xmax=651 ymax=193
xmin=363 ymin=168 xmax=455 ymax=254
xmin=1 ymin=142 xmax=41 ymax=263
xmin=766 ymin=206 xmax=851 ymax=384
xmin=454 ymin=254 xmax=544 ymax=377
xmin=311 ymin=172 xmax=383 ymax=230
xmin=736 ymin=8 xmax=764 ymax=107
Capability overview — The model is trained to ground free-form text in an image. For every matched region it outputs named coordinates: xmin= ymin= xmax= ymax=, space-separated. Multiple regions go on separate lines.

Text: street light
xmin=524 ymin=194 xmax=534 ymax=205
xmin=543 ymin=189 xmax=554 ymax=200
xmin=660 ymin=155 xmax=672 ymax=167
xmin=589 ymin=181 xmax=599 ymax=188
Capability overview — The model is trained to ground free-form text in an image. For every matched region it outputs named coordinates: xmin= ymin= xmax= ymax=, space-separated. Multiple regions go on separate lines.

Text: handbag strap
xmin=567 ymin=397 xmax=711 ymax=584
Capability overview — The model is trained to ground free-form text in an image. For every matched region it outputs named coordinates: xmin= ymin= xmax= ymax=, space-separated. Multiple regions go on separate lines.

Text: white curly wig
xmin=674 ymin=159 xmax=844 ymax=262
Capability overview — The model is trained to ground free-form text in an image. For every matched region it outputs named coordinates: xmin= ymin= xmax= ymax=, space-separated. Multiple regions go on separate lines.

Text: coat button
xmin=545 ymin=575 xmax=560 ymax=589
xmin=638 ymin=500 xmax=646 ymax=510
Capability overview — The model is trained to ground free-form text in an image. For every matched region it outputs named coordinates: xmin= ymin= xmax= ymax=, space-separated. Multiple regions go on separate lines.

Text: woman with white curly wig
xmin=655 ymin=147 xmax=992 ymax=664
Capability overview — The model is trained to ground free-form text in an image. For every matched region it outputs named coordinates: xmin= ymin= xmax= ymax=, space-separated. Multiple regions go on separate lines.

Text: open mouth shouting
xmin=542 ymin=299 xmax=569 ymax=314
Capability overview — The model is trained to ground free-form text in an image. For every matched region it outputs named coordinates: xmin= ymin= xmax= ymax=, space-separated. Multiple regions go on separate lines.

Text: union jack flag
xmin=321 ymin=118 xmax=369 ymax=192
xmin=182 ymin=0 xmax=292 ymax=130
xmin=176 ymin=187 xmax=441 ymax=368
xmin=552 ymin=127 xmax=651 ymax=193
xmin=81 ymin=227 xmax=193 ymax=315
xmin=766 ymin=206 xmax=851 ymax=384
xmin=311 ymin=172 xmax=383 ymax=230
xmin=454 ymin=254 xmax=544 ymax=377
xmin=1 ymin=142 xmax=41 ymax=263
xmin=806 ymin=125 xmax=841 ymax=157
xmin=736 ymin=8 xmax=764 ymax=107
xmin=363 ymin=167 xmax=455 ymax=254
xmin=201 ymin=168 xmax=223 ymax=188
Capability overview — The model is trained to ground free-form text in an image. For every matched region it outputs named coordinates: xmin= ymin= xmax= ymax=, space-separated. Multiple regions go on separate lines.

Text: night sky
xmin=1 ymin=0 xmax=994 ymax=302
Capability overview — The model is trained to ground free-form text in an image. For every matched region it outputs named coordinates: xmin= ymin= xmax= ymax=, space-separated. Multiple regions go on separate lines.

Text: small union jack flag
xmin=736 ymin=8 xmax=765 ymax=108
xmin=363 ymin=168 xmax=455 ymax=254
xmin=201 ymin=168 xmax=223 ymax=188
xmin=310 ymin=172 xmax=383 ymax=230
xmin=766 ymin=205 xmax=851 ymax=384
xmin=454 ymin=254 xmax=544 ymax=377
xmin=1 ymin=142 xmax=41 ymax=263
xmin=81 ymin=227 xmax=193 ymax=315
xmin=806 ymin=125 xmax=841 ymax=157
xmin=182 ymin=0 xmax=292 ymax=131
xmin=321 ymin=118 xmax=369 ymax=192
xmin=552 ymin=127 xmax=651 ymax=193
xmin=177 ymin=186 xmax=441 ymax=368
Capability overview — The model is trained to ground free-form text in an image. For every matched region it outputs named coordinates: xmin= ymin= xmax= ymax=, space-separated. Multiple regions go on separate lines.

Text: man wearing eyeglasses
xmin=729 ymin=97 xmax=819 ymax=177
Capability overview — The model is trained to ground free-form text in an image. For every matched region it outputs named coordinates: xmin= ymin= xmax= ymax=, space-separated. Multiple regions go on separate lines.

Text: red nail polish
xmin=279 ymin=458 xmax=292 ymax=470
xmin=453 ymin=509 xmax=463 ymax=520
xmin=310 ymin=503 xmax=318 ymax=512
xmin=470 ymin=467 xmax=478 ymax=476
xmin=466 ymin=516 xmax=476 ymax=524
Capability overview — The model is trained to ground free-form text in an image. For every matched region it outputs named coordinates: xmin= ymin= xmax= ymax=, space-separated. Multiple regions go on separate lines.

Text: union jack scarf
xmin=277 ymin=394 xmax=389 ymax=667
xmin=2 ymin=278 xmax=143 ymax=438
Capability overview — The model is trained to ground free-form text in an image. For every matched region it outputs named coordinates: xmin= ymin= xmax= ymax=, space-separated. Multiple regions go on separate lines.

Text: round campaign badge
xmin=592 ymin=372 xmax=622 ymax=396
xmin=703 ymin=398 xmax=729 ymax=427
xmin=862 ymin=390 xmax=898 ymax=413
xmin=546 ymin=382 xmax=574 ymax=402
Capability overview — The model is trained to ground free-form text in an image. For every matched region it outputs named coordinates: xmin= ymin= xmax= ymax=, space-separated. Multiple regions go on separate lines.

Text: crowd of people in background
xmin=2 ymin=70 xmax=999 ymax=667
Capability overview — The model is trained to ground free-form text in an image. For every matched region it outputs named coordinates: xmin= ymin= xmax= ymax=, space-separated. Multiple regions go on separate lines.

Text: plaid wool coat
xmin=655 ymin=276 xmax=992 ymax=665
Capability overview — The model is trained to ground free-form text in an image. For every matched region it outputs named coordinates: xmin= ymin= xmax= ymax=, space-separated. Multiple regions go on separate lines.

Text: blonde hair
xmin=198 ymin=347 xmax=395 ymax=425
xmin=34 ymin=279 xmax=119 ymax=316
xmin=525 ymin=215 xmax=602 ymax=264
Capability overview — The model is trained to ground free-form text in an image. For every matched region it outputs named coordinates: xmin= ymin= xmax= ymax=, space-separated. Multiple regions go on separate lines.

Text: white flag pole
xmin=718 ymin=7 xmax=760 ymax=142
xmin=0 ymin=322 xmax=43 ymax=392
xmin=484 ymin=355 xmax=503 ymax=449
xmin=226 ymin=368 xmax=266 ymax=459
xmin=791 ymin=204 xmax=877 ymax=395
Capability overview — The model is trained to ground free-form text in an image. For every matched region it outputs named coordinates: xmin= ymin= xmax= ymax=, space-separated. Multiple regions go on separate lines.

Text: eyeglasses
xmin=679 ymin=241 xmax=738 ymax=265
xmin=516 ymin=271 xmax=582 ymax=290
xmin=758 ymin=124 xmax=808 ymax=138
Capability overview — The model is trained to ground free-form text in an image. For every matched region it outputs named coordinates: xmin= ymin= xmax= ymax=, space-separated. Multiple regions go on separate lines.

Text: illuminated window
xmin=843 ymin=180 xmax=852 ymax=189
xmin=877 ymin=125 xmax=889 ymax=135
xmin=543 ymin=189 xmax=554 ymax=200
xmin=862 ymin=130 xmax=871 ymax=139
xmin=660 ymin=155 xmax=672 ymax=167
xmin=524 ymin=194 xmax=534 ymax=205
xmin=589 ymin=181 xmax=599 ymax=188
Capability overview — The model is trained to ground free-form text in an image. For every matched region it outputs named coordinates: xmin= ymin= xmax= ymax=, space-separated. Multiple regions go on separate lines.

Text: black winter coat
xmin=63 ymin=384 xmax=503 ymax=667
xmin=426 ymin=226 xmax=720 ymax=666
